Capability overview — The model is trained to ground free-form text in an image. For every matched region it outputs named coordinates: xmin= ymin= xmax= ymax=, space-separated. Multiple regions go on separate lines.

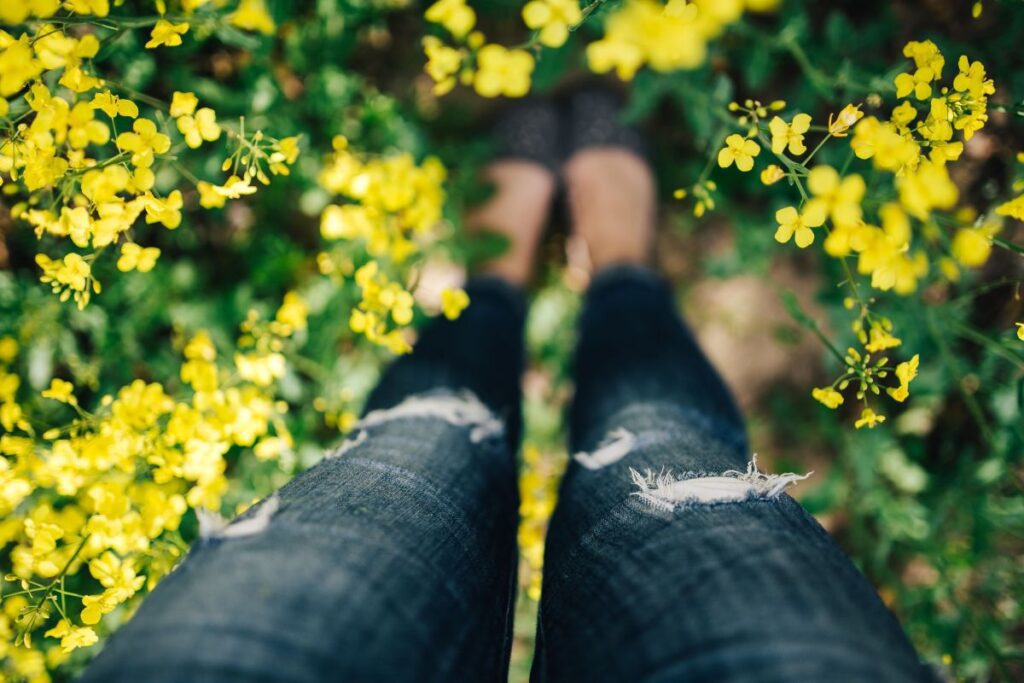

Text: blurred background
xmin=1 ymin=1 xmax=1023 ymax=680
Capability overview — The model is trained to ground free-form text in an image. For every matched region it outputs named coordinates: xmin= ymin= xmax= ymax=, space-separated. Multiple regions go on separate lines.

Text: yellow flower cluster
xmin=422 ymin=0 xmax=535 ymax=98
xmin=317 ymin=137 xmax=467 ymax=352
xmin=523 ymin=0 xmax=582 ymax=48
xmin=710 ymin=41 xmax=1003 ymax=427
xmin=517 ymin=444 xmax=564 ymax=601
xmin=422 ymin=0 xmax=780 ymax=99
xmin=588 ymin=0 xmax=777 ymax=80
xmin=0 ymin=9 xmax=296 ymax=310
xmin=0 ymin=293 xmax=304 ymax=673
xmin=348 ymin=262 xmax=416 ymax=355
xmin=811 ymin=344 xmax=920 ymax=429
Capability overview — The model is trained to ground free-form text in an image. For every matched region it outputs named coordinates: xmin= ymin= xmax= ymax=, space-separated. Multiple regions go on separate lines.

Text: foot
xmin=561 ymin=87 xmax=656 ymax=272
xmin=468 ymin=160 xmax=557 ymax=285
xmin=563 ymin=147 xmax=656 ymax=272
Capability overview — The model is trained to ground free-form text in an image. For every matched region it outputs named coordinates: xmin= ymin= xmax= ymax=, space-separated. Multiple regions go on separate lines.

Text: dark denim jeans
xmin=81 ymin=268 xmax=931 ymax=682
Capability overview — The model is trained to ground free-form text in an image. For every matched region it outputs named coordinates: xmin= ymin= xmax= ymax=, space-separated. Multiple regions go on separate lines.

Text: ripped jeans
xmin=81 ymin=267 xmax=932 ymax=683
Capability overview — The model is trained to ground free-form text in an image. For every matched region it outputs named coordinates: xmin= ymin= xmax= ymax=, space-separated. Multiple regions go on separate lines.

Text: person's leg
xmin=532 ymin=139 xmax=931 ymax=682
xmin=81 ymin=153 xmax=555 ymax=682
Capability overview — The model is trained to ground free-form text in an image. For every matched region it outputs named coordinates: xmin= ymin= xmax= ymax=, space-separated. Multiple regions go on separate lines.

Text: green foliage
xmin=1 ymin=0 xmax=1022 ymax=681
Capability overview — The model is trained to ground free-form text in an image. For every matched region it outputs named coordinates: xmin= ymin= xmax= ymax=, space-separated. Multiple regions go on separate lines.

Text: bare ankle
xmin=563 ymin=148 xmax=656 ymax=273
xmin=468 ymin=161 xmax=557 ymax=285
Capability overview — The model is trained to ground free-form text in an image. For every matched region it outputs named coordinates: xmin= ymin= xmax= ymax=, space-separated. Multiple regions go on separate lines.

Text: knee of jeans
xmin=626 ymin=456 xmax=812 ymax=513
xmin=327 ymin=389 xmax=507 ymax=458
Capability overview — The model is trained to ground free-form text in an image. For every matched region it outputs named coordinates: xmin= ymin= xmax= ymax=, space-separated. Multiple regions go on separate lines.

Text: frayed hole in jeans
xmin=629 ymin=455 xmax=812 ymax=512
xmin=345 ymin=390 xmax=505 ymax=445
xmin=326 ymin=429 xmax=367 ymax=459
xmin=573 ymin=427 xmax=637 ymax=470
xmin=198 ymin=494 xmax=279 ymax=540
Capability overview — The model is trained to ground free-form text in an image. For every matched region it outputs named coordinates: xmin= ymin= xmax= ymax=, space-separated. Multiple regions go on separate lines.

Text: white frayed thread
xmin=198 ymin=494 xmax=279 ymax=540
xmin=574 ymin=428 xmax=637 ymax=470
xmin=357 ymin=391 xmax=504 ymax=443
xmin=327 ymin=429 xmax=368 ymax=459
xmin=629 ymin=455 xmax=812 ymax=512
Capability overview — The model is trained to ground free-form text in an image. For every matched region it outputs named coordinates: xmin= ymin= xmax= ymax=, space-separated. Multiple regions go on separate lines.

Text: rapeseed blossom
xmin=522 ymin=0 xmax=582 ymax=48
xmin=1 ymin=17 xmax=299 ymax=311
xmin=774 ymin=204 xmax=826 ymax=248
xmin=474 ymin=44 xmax=535 ymax=98
xmin=708 ymin=39 xmax=1005 ymax=426
xmin=145 ymin=19 xmax=188 ymax=49
xmin=317 ymin=139 xmax=461 ymax=352
xmin=717 ymin=134 xmax=760 ymax=172
xmin=0 ymin=289 xmax=304 ymax=666
xmin=769 ymin=114 xmax=811 ymax=156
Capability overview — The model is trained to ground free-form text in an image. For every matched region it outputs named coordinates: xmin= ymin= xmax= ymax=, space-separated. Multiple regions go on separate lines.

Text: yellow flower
xmin=950 ymin=225 xmax=994 ymax=267
xmin=0 ymin=336 xmax=17 ymax=363
xmin=1016 ymin=323 xmax=1024 ymax=342
xmin=473 ymin=44 xmax=534 ymax=98
xmin=269 ymin=136 xmax=300 ymax=175
xmin=90 ymin=90 xmax=138 ymax=118
xmin=37 ymin=252 xmax=95 ymax=307
xmin=235 ymin=352 xmax=286 ymax=387
xmin=231 ymin=0 xmax=276 ymax=34
xmin=80 ymin=592 xmax=118 ymax=625
xmin=214 ymin=175 xmax=258 ymax=198
xmin=145 ymin=19 xmax=189 ymax=49
xmin=423 ymin=36 xmax=463 ymax=95
xmin=769 ymin=113 xmax=811 ymax=155
xmin=827 ymin=103 xmax=863 ymax=137
xmin=890 ymin=101 xmax=917 ymax=128
xmin=887 ymin=354 xmax=919 ymax=402
xmin=586 ymin=36 xmax=645 ymax=81
xmin=585 ymin=0 xmax=712 ymax=79
xmin=116 ymin=118 xmax=171 ymax=168
xmin=45 ymin=620 xmax=98 ymax=653
xmin=760 ymin=164 xmax=785 ymax=185
xmin=67 ymin=101 xmax=110 ymax=149
xmin=275 ymin=291 xmax=308 ymax=334
xmin=902 ymin=40 xmax=944 ymax=82
xmin=894 ymin=68 xmax=935 ymax=100
xmin=805 ymin=165 xmax=864 ymax=229
xmin=177 ymin=107 xmax=220 ymax=148
xmin=774 ymin=204 xmax=826 ymax=248
xmin=169 ymin=91 xmax=198 ymax=117
xmin=851 ymin=116 xmax=920 ymax=172
xmin=143 ymin=190 xmax=184 ymax=229
xmin=897 ymin=160 xmax=958 ymax=219
xmin=425 ymin=0 xmax=476 ymax=39
xmin=864 ymin=320 xmax=902 ymax=353
xmin=812 ymin=387 xmax=844 ymax=409
xmin=0 ymin=34 xmax=43 ymax=97
xmin=42 ymin=378 xmax=77 ymax=404
xmin=441 ymin=287 xmax=469 ymax=320
xmin=117 ymin=243 xmax=160 ymax=273
xmin=197 ymin=180 xmax=227 ymax=208
xmin=717 ymin=134 xmax=760 ymax=172
xmin=953 ymin=55 xmax=995 ymax=99
xmin=389 ymin=289 xmax=415 ymax=326
xmin=996 ymin=194 xmax=1024 ymax=221
xmin=854 ymin=407 xmax=886 ymax=429
xmin=522 ymin=0 xmax=582 ymax=48
xmin=64 ymin=0 xmax=110 ymax=16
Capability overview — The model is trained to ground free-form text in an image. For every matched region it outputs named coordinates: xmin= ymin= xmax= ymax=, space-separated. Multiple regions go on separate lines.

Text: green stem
xmin=18 ymin=535 xmax=90 ymax=642
xmin=993 ymin=236 xmax=1024 ymax=256
xmin=803 ymin=132 xmax=833 ymax=165
xmin=949 ymin=320 xmax=1024 ymax=369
